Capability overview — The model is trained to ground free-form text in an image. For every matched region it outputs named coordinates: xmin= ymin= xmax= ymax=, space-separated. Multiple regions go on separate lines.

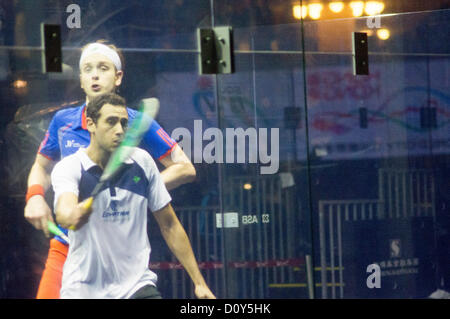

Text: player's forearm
xmin=159 ymin=145 xmax=196 ymax=190
xmin=55 ymin=194 xmax=92 ymax=230
xmin=27 ymin=155 xmax=53 ymax=190
xmin=24 ymin=155 xmax=56 ymax=235
xmin=160 ymin=162 xmax=196 ymax=190
xmin=55 ymin=212 xmax=73 ymax=229
xmin=162 ymin=221 xmax=207 ymax=286
xmin=55 ymin=197 xmax=78 ymax=229
xmin=155 ymin=205 xmax=207 ymax=286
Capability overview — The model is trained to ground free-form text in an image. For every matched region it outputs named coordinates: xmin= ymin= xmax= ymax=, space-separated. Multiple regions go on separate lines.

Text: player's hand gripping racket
xmin=47 ymin=220 xmax=70 ymax=243
xmin=87 ymin=97 xmax=160 ymax=207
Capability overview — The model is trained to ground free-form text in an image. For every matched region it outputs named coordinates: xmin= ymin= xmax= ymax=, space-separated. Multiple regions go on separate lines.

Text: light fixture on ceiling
xmin=350 ymin=1 xmax=365 ymax=17
xmin=377 ymin=28 xmax=390 ymax=40
xmin=308 ymin=3 xmax=324 ymax=20
xmin=365 ymin=1 xmax=385 ymax=15
xmin=293 ymin=4 xmax=308 ymax=20
xmin=329 ymin=2 xmax=345 ymax=13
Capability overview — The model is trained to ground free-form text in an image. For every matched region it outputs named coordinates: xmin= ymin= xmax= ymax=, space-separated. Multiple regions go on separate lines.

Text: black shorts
xmin=130 ymin=285 xmax=162 ymax=299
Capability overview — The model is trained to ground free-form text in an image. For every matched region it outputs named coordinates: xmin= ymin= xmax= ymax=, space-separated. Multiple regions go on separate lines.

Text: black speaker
xmin=198 ymin=28 xmax=217 ymax=74
xmin=352 ymin=32 xmax=369 ymax=75
xmin=41 ymin=24 xmax=62 ymax=73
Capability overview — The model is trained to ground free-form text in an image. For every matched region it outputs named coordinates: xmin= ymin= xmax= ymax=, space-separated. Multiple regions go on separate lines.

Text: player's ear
xmin=86 ymin=117 xmax=96 ymax=133
xmin=115 ymin=70 xmax=123 ymax=87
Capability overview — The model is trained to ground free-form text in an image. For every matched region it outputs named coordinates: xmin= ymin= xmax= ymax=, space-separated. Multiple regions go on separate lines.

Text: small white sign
xmin=216 ymin=212 xmax=239 ymax=228
xmin=279 ymin=172 xmax=295 ymax=188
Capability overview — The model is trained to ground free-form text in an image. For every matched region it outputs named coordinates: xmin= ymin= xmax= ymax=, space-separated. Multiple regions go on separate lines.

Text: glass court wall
xmin=0 ymin=0 xmax=448 ymax=299
xmin=303 ymin=9 xmax=450 ymax=298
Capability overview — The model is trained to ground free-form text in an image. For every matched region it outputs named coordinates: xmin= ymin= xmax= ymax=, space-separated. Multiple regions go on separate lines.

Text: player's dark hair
xmin=87 ymin=93 xmax=126 ymax=124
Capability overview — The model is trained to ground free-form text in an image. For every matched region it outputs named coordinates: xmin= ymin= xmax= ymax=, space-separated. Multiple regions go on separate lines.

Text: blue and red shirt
xmin=38 ymin=103 xmax=177 ymax=244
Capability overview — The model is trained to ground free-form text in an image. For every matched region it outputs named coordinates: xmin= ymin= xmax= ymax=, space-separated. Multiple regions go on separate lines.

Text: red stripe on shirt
xmin=81 ymin=105 xmax=87 ymax=130
xmin=37 ymin=131 xmax=50 ymax=154
xmin=158 ymin=143 xmax=177 ymax=160
xmin=156 ymin=128 xmax=176 ymax=147
xmin=159 ymin=129 xmax=175 ymax=146
xmin=37 ymin=151 xmax=54 ymax=161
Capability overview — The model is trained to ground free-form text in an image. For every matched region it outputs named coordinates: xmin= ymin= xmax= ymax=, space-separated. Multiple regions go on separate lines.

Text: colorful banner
xmin=155 ymin=58 xmax=449 ymax=162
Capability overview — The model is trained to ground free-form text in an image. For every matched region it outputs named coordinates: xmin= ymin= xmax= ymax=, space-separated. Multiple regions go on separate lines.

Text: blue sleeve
xmin=127 ymin=108 xmax=177 ymax=160
xmin=38 ymin=112 xmax=61 ymax=161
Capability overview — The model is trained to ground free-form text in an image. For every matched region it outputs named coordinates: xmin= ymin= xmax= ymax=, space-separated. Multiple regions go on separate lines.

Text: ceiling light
xmin=13 ymin=79 xmax=28 ymax=89
xmin=350 ymin=1 xmax=365 ymax=17
xmin=308 ymin=3 xmax=324 ymax=20
xmin=377 ymin=28 xmax=390 ymax=40
xmin=293 ymin=4 xmax=308 ymax=20
xmin=365 ymin=1 xmax=385 ymax=15
xmin=329 ymin=2 xmax=345 ymax=13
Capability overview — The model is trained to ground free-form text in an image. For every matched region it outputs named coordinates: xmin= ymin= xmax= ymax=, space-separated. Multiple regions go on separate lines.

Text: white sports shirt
xmin=51 ymin=147 xmax=172 ymax=299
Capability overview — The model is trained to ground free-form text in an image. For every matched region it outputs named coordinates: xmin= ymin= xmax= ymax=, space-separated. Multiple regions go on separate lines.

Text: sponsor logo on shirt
xmin=65 ymin=139 xmax=86 ymax=148
xmin=102 ymin=199 xmax=130 ymax=221
xmin=102 ymin=211 xmax=130 ymax=218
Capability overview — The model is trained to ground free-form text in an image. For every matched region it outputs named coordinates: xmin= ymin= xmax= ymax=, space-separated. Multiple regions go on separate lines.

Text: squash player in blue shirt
xmin=24 ymin=40 xmax=196 ymax=298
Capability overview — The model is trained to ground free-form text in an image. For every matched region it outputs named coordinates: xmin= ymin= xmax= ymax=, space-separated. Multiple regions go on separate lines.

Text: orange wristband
xmin=26 ymin=184 xmax=45 ymax=203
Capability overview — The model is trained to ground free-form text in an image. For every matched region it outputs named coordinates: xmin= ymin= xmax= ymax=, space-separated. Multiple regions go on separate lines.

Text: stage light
xmin=377 ymin=28 xmax=390 ymax=40
xmin=329 ymin=2 xmax=344 ymax=13
xmin=350 ymin=1 xmax=365 ymax=17
xmin=293 ymin=4 xmax=308 ymax=20
xmin=365 ymin=1 xmax=385 ymax=15
xmin=243 ymin=183 xmax=253 ymax=190
xmin=13 ymin=79 xmax=28 ymax=89
xmin=308 ymin=3 xmax=324 ymax=20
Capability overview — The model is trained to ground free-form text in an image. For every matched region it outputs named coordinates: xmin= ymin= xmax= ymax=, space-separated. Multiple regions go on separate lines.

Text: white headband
xmin=79 ymin=43 xmax=122 ymax=71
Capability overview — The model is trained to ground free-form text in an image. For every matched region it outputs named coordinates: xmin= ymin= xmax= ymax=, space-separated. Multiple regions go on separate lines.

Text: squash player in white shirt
xmin=52 ymin=93 xmax=215 ymax=299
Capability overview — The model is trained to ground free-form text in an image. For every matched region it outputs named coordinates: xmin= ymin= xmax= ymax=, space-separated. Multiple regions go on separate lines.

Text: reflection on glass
xmin=376 ymin=28 xmax=390 ymax=40
xmin=303 ymin=8 xmax=449 ymax=299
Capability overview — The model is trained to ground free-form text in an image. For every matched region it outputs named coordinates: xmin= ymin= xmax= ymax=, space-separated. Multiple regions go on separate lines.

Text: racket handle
xmin=47 ymin=220 xmax=70 ymax=243
xmin=83 ymin=197 xmax=94 ymax=210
